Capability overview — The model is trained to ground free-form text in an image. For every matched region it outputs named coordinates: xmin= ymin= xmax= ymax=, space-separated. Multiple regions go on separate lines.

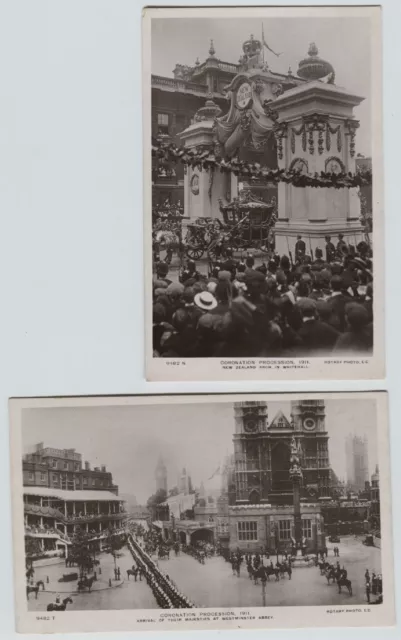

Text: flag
xmin=262 ymin=24 xmax=282 ymax=57
xmin=208 ymin=465 xmax=220 ymax=480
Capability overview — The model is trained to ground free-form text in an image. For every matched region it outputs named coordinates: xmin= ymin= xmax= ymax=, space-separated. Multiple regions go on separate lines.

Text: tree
xmin=25 ymin=537 xmax=42 ymax=572
xmin=105 ymin=527 xmax=125 ymax=571
xmin=70 ymin=527 xmax=93 ymax=578
xmin=146 ymin=488 xmax=167 ymax=509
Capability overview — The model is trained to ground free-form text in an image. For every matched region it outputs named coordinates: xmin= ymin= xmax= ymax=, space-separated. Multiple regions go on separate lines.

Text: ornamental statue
xmin=289 ymin=435 xmax=303 ymax=480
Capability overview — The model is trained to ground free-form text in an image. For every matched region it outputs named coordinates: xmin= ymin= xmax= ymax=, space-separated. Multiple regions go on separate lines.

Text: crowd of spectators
xmin=153 ymin=238 xmax=373 ymax=358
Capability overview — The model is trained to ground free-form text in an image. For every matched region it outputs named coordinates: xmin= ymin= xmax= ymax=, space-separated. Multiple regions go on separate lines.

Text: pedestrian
xmin=366 ymin=579 xmax=371 ymax=603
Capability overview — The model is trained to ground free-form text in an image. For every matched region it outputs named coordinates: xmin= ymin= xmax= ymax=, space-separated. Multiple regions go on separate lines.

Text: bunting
xmin=152 ymin=139 xmax=372 ymax=190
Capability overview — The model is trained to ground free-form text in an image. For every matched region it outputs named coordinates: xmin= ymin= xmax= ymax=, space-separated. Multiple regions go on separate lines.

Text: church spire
xmin=209 ymin=39 xmax=216 ymax=57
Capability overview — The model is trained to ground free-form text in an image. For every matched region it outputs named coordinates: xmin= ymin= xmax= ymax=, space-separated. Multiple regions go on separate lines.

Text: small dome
xmin=297 ymin=42 xmax=334 ymax=81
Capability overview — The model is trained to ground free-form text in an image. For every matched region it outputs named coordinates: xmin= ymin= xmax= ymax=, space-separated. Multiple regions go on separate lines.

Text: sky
xmin=151 ymin=17 xmax=372 ymax=156
xmin=22 ymin=399 xmax=377 ymax=504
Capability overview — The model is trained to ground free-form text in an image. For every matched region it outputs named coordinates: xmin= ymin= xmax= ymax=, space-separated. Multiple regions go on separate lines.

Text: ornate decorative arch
xmin=325 ymin=156 xmax=345 ymax=174
xmin=289 ymin=157 xmax=309 ymax=174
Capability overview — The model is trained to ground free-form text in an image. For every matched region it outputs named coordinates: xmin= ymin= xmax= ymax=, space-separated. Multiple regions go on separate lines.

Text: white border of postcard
xmin=10 ymin=392 xmax=394 ymax=632
xmin=143 ymin=5 xmax=385 ymax=382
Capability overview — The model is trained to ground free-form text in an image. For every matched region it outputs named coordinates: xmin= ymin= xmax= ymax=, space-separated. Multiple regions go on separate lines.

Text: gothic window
xmin=279 ymin=519 xmax=291 ymax=540
xmin=238 ymin=521 xmax=258 ymax=541
xmin=302 ymin=519 xmax=312 ymax=538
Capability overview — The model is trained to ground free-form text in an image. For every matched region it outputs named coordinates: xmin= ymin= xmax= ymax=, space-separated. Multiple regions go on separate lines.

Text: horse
xmin=26 ymin=581 xmax=45 ymax=599
xmin=278 ymin=562 xmax=292 ymax=580
xmin=47 ymin=597 xmax=73 ymax=612
xmin=337 ymin=576 xmax=353 ymax=596
xmin=77 ymin=576 xmax=96 ymax=592
xmin=127 ymin=568 xmax=138 ymax=581
xmin=325 ymin=567 xmax=338 ymax=584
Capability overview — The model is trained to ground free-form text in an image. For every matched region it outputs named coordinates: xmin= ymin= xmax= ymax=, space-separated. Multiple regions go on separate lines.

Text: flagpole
xmin=262 ymin=23 xmax=265 ymax=65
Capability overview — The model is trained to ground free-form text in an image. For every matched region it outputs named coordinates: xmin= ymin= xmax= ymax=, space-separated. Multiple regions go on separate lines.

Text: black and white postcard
xmin=10 ymin=393 xmax=394 ymax=632
xmin=144 ymin=5 xmax=384 ymax=381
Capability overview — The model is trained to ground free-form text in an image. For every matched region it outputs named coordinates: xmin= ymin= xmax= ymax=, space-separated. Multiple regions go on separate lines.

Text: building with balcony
xmin=23 ymin=444 xmax=127 ymax=557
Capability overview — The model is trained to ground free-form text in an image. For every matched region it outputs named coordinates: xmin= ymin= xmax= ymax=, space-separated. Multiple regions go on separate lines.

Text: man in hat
xmin=295 ymin=235 xmax=306 ymax=262
xmin=296 ymin=298 xmax=339 ymax=354
xmin=334 ymin=303 xmax=373 ymax=353
xmin=326 ymin=275 xmax=351 ymax=332
xmin=325 ymin=235 xmax=336 ymax=263
xmin=154 ymin=261 xmax=172 ymax=286
xmin=337 ymin=233 xmax=348 ymax=256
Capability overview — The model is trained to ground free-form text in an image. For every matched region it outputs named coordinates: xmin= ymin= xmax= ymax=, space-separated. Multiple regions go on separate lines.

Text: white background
xmin=0 ymin=1 xmax=400 ymax=639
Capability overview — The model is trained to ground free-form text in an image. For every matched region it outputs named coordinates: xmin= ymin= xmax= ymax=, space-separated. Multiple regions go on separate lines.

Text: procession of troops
xmin=153 ymin=234 xmax=373 ymax=358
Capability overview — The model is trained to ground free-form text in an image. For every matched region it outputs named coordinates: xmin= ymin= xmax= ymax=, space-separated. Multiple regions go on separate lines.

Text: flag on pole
xmin=208 ymin=465 xmax=221 ymax=480
xmin=262 ymin=24 xmax=282 ymax=57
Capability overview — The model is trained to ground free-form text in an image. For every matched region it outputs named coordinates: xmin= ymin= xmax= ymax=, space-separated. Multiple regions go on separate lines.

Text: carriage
xmin=217 ymin=191 xmax=278 ymax=255
xmin=181 ymin=192 xmax=278 ymax=262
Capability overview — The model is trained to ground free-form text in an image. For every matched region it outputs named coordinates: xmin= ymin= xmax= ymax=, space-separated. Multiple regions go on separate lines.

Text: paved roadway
xmin=161 ymin=536 xmax=381 ymax=608
xmin=27 ymin=536 xmax=381 ymax=610
xmin=27 ymin=549 xmax=157 ymax=611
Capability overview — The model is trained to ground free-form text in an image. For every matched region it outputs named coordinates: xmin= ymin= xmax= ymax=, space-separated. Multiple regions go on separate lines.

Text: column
xmin=98 ymin=502 xmax=100 ymax=515
xmin=86 ymin=523 xmax=89 ymax=533
xmin=84 ymin=502 xmax=87 ymax=515
xmin=72 ymin=501 xmax=76 ymax=516
xmin=64 ymin=502 xmax=67 ymax=518
xmin=40 ymin=539 xmax=44 ymax=551
xmin=293 ymin=481 xmax=302 ymax=545
xmin=40 ymin=497 xmax=43 ymax=507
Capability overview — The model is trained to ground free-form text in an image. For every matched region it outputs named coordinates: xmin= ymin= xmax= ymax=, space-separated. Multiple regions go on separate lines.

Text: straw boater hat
xmin=194 ymin=291 xmax=217 ymax=311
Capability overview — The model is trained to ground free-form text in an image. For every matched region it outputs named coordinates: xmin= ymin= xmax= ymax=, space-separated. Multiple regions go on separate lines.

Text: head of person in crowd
xmin=237 ymin=261 xmax=246 ymax=273
xmin=153 ymin=302 xmax=166 ymax=325
xmin=207 ymin=281 xmax=217 ymax=295
xmin=183 ymin=286 xmax=195 ymax=306
xmin=298 ymin=297 xmax=317 ymax=322
xmin=194 ymin=290 xmax=218 ymax=313
xmin=166 ymin=282 xmax=184 ymax=303
xmin=316 ymin=300 xmax=332 ymax=324
xmin=330 ymin=274 xmax=344 ymax=293
xmin=218 ymin=269 xmax=232 ymax=282
xmin=267 ymin=259 xmax=277 ymax=275
xmin=244 ymin=269 xmax=266 ymax=301
xmin=344 ymin=302 xmax=370 ymax=331
xmin=297 ymin=280 xmax=311 ymax=299
xmin=214 ymin=280 xmax=232 ymax=306
xmin=280 ymin=255 xmax=290 ymax=271
xmin=156 ymin=261 xmax=170 ymax=280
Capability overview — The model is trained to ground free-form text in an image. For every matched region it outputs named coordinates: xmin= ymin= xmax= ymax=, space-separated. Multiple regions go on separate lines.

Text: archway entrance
xmin=190 ymin=528 xmax=214 ymax=545
xmin=179 ymin=531 xmax=186 ymax=545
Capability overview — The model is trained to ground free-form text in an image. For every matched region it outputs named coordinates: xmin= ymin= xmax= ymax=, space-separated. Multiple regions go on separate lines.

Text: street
xmin=160 ymin=536 xmax=381 ymax=608
xmin=27 ymin=536 xmax=381 ymax=610
xmin=27 ymin=549 xmax=157 ymax=612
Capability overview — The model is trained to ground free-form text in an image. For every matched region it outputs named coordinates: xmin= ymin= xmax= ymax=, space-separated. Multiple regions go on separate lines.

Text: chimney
xmin=101 ymin=465 xmax=106 ymax=473
xmin=85 ymin=461 xmax=90 ymax=471
xmin=35 ymin=442 xmax=44 ymax=452
xmin=94 ymin=466 xmax=100 ymax=472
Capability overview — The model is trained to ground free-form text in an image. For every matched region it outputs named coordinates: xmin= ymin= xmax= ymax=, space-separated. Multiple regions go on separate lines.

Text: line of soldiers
xmin=127 ymin=534 xmax=195 ymax=609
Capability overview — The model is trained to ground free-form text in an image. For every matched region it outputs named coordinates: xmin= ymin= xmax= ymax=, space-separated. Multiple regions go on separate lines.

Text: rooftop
xmin=23 ymin=486 xmax=123 ymax=502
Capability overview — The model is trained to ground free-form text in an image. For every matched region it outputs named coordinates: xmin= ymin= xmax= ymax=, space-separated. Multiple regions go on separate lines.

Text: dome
xmin=297 ymin=42 xmax=334 ymax=81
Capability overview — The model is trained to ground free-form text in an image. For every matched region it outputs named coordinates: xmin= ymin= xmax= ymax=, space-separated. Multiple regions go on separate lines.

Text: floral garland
xmin=152 ymin=139 xmax=372 ymax=189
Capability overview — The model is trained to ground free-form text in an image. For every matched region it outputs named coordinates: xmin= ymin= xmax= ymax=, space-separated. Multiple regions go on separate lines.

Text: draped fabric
xmin=214 ymin=81 xmax=277 ymax=156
